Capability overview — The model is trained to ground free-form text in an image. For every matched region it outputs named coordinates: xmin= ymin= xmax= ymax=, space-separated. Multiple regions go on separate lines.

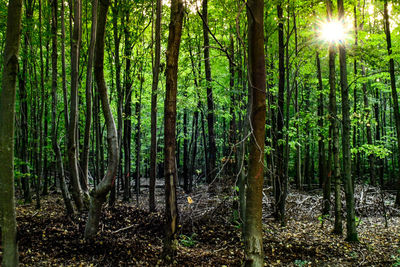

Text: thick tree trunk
xmin=337 ymin=0 xmax=358 ymax=242
xmin=0 ymin=0 xmax=23 ymax=265
xmin=84 ymin=0 xmax=119 ymax=239
xmin=383 ymin=0 xmax=400 ymax=205
xmin=68 ymin=0 xmax=84 ymax=211
xmin=163 ymin=0 xmax=184 ymax=260
xmin=81 ymin=0 xmax=98 ymax=198
xmin=150 ymin=0 xmax=162 ymax=211
xmin=51 ymin=0 xmax=74 ymax=215
xmin=243 ymin=0 xmax=266 ymax=265
xmin=202 ymin=0 xmax=217 ymax=183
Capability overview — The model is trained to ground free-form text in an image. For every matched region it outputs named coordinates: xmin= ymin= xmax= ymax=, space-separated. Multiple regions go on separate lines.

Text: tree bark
xmin=0 ymin=0 xmax=23 ymax=264
xmin=123 ymin=7 xmax=132 ymax=202
xmin=163 ymin=0 xmax=184 ymax=260
xmin=51 ymin=0 xmax=74 ymax=215
xmin=68 ymin=0 xmax=84 ymax=211
xmin=317 ymin=51 xmax=329 ymax=215
xmin=84 ymin=0 xmax=119 ymax=239
xmin=244 ymin=0 xmax=266 ymax=265
xmin=150 ymin=0 xmax=162 ymax=211
xmin=383 ymin=0 xmax=400 ymax=205
xmin=274 ymin=3 xmax=287 ymax=225
xmin=202 ymin=0 xmax=217 ymax=183
xmin=81 ymin=0 xmax=98 ymax=198
xmin=19 ymin=0 xmax=33 ymax=204
xmin=326 ymin=0 xmax=342 ymax=235
xmin=337 ymin=0 xmax=358 ymax=242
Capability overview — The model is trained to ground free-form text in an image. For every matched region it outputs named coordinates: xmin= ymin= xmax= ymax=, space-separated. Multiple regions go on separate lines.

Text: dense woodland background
xmin=1 ymin=0 xmax=400 ymax=266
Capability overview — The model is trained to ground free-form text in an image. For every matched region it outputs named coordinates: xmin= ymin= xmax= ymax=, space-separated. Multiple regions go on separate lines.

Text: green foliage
xmin=391 ymin=250 xmax=400 ymax=266
xmin=179 ymin=233 xmax=198 ymax=248
xmin=294 ymin=259 xmax=310 ymax=267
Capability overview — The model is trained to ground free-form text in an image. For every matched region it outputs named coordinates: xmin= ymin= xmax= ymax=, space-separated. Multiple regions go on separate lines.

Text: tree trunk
xmin=61 ymin=0 xmax=69 ymax=130
xmin=51 ymin=0 xmax=74 ymax=215
xmin=19 ymin=0 xmax=33 ymax=204
xmin=317 ymin=52 xmax=329 ymax=215
xmin=337 ymin=0 xmax=358 ymax=242
xmin=0 ymin=0 xmax=23 ymax=264
xmin=150 ymin=0 xmax=162 ymax=211
xmin=162 ymin=0 xmax=184 ymax=260
xmin=81 ymin=0 xmax=98 ymax=198
xmin=68 ymin=0 xmax=84 ymax=211
xmin=243 ymin=1 xmax=266 ymax=265
xmin=135 ymin=68 xmax=143 ymax=203
xmin=112 ymin=0 xmax=123 ymax=205
xmin=383 ymin=0 xmax=400 ymax=205
xmin=274 ymin=3 xmax=287 ymax=225
xmin=326 ymin=0 xmax=342 ymax=235
xmin=84 ymin=0 xmax=119 ymax=239
xmin=202 ymin=0 xmax=217 ymax=183
xmin=123 ymin=7 xmax=132 ymax=202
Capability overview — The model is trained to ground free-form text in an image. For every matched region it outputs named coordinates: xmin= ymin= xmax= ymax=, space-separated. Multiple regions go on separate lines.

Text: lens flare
xmin=319 ymin=20 xmax=348 ymax=43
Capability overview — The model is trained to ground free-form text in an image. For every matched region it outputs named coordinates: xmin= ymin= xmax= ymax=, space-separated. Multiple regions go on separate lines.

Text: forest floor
xmin=1 ymin=181 xmax=400 ymax=266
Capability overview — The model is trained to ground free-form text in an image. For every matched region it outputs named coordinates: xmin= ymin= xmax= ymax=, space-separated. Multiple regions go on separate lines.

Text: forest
xmin=1 ymin=0 xmax=400 ymax=265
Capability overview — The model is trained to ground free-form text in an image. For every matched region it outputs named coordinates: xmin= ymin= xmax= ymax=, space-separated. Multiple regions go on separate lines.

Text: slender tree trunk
xmin=81 ymin=0 xmax=98 ymax=198
xmin=111 ymin=0 xmax=123 ymax=205
xmin=375 ymin=88 xmax=384 ymax=185
xmin=274 ymin=3 xmax=287 ymax=225
xmin=19 ymin=0 xmax=33 ymax=203
xmin=68 ymin=0 xmax=84 ymax=211
xmin=51 ymin=0 xmax=74 ymax=214
xmin=202 ymin=0 xmax=216 ymax=183
xmin=338 ymin=0 xmax=358 ymax=242
xmin=243 ymin=0 xmax=266 ymax=265
xmin=317 ymin=52 xmax=329 ymax=215
xmin=61 ymin=0 xmax=69 ymax=130
xmin=84 ymin=0 xmax=119 ymax=239
xmin=326 ymin=0 xmax=342 ymax=235
xmin=123 ymin=8 xmax=132 ymax=202
xmin=163 ymin=0 xmax=184 ymax=260
xmin=183 ymin=107 xmax=189 ymax=191
xmin=0 ymin=0 xmax=23 ymax=264
xmin=150 ymin=0 xmax=162 ymax=211
xmin=135 ymin=68 xmax=143 ymax=203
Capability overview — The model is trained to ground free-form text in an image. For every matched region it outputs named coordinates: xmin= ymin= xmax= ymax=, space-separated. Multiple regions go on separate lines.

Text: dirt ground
xmin=1 ymin=182 xmax=399 ymax=266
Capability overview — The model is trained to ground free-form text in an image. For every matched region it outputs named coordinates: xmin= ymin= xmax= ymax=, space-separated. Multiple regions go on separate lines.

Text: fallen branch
xmin=112 ymin=224 xmax=137 ymax=234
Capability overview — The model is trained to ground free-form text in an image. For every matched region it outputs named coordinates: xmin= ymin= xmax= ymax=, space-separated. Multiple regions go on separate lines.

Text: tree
xmin=163 ymin=0 xmax=184 ymax=260
xmin=68 ymin=0 xmax=84 ymax=211
xmin=81 ymin=0 xmax=98 ymax=199
xmin=150 ymin=0 xmax=162 ymax=211
xmin=383 ymin=0 xmax=400 ymax=206
xmin=274 ymin=1 xmax=287 ymax=225
xmin=243 ymin=0 xmax=266 ymax=265
xmin=326 ymin=0 xmax=342 ymax=235
xmin=84 ymin=0 xmax=119 ymax=239
xmin=51 ymin=0 xmax=74 ymax=215
xmin=0 ymin=0 xmax=23 ymax=265
xmin=337 ymin=0 xmax=358 ymax=242
xmin=202 ymin=0 xmax=217 ymax=183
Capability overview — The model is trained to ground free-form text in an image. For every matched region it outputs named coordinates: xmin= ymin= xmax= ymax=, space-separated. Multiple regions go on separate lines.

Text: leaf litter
xmin=0 ymin=181 xmax=399 ymax=266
